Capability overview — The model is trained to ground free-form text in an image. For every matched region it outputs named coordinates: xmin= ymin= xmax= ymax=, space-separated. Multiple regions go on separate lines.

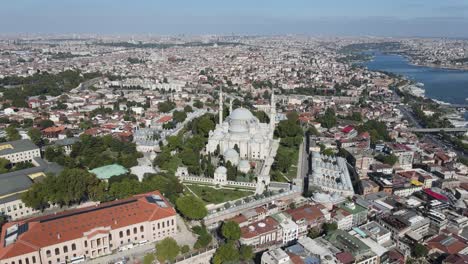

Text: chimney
xmin=57 ymin=233 xmax=61 ymax=240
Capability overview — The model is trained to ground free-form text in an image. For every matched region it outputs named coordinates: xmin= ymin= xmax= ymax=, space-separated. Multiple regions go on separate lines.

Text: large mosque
xmin=206 ymin=87 xmax=277 ymax=163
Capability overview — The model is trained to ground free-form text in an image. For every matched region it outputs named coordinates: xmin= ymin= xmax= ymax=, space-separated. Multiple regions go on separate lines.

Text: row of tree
xmin=45 ymin=134 xmax=142 ymax=169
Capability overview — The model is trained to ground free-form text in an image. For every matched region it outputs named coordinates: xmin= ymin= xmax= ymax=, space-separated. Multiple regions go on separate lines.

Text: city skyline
xmin=1 ymin=0 xmax=468 ymax=37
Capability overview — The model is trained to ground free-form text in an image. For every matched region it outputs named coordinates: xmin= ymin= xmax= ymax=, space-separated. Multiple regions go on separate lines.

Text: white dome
xmin=215 ymin=166 xmax=227 ymax=174
xmin=229 ymin=123 xmax=248 ymax=133
xmin=239 ymin=159 xmax=250 ymax=169
xmin=230 ymin=108 xmax=254 ymax=121
xmin=224 ymin=148 xmax=239 ymax=159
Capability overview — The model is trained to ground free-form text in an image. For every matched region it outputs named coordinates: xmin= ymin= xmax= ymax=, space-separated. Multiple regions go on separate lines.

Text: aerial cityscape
xmin=1 ymin=1 xmax=468 ymax=264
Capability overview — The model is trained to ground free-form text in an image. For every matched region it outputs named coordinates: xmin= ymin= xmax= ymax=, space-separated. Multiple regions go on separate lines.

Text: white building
xmin=206 ymin=87 xmax=276 ymax=161
xmin=0 ymin=140 xmax=41 ymax=164
xmin=308 ymin=152 xmax=354 ymax=197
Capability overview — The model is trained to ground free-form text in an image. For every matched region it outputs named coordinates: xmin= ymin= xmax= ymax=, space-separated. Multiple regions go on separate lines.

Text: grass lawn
xmin=184 ymin=184 xmax=253 ymax=204
xmin=282 ymin=145 xmax=299 ymax=181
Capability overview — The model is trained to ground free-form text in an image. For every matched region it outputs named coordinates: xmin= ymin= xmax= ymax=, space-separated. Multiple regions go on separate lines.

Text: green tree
xmin=239 ymin=245 xmax=254 ymax=261
xmin=213 ymin=242 xmax=239 ymax=264
xmin=307 ymin=228 xmax=321 ymax=239
xmin=173 ymin=110 xmax=187 ymax=123
xmin=5 ymin=126 xmax=21 ymax=141
xmin=184 ymin=105 xmax=193 ymax=113
xmin=143 ymin=254 xmax=155 ymax=264
xmin=39 ymin=119 xmax=55 ymax=129
xmin=254 ymin=110 xmax=270 ymax=123
xmin=322 ymin=148 xmax=335 ymax=156
xmin=411 ymin=243 xmax=428 ymax=258
xmin=155 ymin=237 xmax=180 ymax=263
xmin=28 ymin=128 xmax=43 ymax=146
xmin=176 ymin=195 xmax=207 ymax=220
xmin=193 ymin=100 xmax=203 ymax=108
xmin=323 ymin=222 xmax=338 ymax=234
xmin=318 ymin=108 xmax=337 ymax=129
xmin=0 ymin=158 xmax=10 ymax=173
xmin=221 ymin=221 xmax=241 ymax=241
xmin=375 ymin=154 xmax=398 ymax=166
xmin=192 ymin=225 xmax=212 ymax=249
xmin=158 ymin=101 xmax=176 ymax=113
xmin=307 ymin=126 xmax=320 ymax=136
xmin=180 ymin=245 xmax=190 ymax=254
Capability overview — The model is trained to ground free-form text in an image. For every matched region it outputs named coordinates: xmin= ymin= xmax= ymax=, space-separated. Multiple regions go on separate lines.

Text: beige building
xmin=0 ymin=192 xmax=177 ymax=264
xmin=0 ymin=140 xmax=40 ymax=164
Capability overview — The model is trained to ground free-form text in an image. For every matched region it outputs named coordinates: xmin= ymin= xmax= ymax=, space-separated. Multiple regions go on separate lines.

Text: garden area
xmin=184 ymin=184 xmax=253 ymax=204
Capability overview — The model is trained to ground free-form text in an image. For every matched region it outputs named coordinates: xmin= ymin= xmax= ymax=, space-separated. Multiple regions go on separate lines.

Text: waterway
xmin=363 ymin=52 xmax=468 ymax=105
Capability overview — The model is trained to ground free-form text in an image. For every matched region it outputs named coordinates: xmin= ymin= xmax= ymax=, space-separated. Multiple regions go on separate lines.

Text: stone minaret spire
xmin=270 ymin=89 xmax=276 ymax=135
xmin=229 ymin=98 xmax=233 ymax=114
xmin=219 ymin=86 xmax=223 ymax=125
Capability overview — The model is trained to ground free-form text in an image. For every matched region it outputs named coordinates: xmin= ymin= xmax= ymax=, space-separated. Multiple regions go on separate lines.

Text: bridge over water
xmin=408 ymin=127 xmax=468 ymax=133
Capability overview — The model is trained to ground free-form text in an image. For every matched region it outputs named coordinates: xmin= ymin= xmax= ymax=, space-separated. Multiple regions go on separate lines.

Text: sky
xmin=1 ymin=0 xmax=468 ymax=37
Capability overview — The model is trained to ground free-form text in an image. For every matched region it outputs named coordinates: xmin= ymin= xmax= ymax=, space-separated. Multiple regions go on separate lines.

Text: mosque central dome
xmin=229 ymin=108 xmax=255 ymax=121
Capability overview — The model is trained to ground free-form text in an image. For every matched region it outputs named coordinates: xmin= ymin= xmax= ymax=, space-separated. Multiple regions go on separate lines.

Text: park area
xmin=184 ymin=184 xmax=254 ymax=204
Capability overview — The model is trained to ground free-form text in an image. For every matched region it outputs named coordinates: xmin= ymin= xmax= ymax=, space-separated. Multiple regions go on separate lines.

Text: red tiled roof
xmin=228 ymin=215 xmax=248 ymax=225
xmin=241 ymin=217 xmax=279 ymax=239
xmin=427 ymin=234 xmax=467 ymax=254
xmin=42 ymin=126 xmax=65 ymax=133
xmin=0 ymin=191 xmax=175 ymax=260
xmin=286 ymin=204 xmax=324 ymax=223
xmin=336 ymin=252 xmax=355 ymax=264
xmin=342 ymin=126 xmax=354 ymax=133
xmin=157 ymin=116 xmax=172 ymax=123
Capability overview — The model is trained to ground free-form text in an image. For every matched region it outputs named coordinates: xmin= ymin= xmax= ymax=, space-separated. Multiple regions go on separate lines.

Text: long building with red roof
xmin=0 ymin=191 xmax=177 ymax=264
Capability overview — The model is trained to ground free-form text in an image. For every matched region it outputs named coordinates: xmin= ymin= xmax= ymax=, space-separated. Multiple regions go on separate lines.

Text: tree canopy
xmin=45 ymin=134 xmax=142 ymax=169
xmin=317 ymin=108 xmax=337 ymax=129
xmin=411 ymin=243 xmax=428 ymax=258
xmin=27 ymin=128 xmax=43 ymax=146
xmin=175 ymin=195 xmax=207 ymax=220
xmin=221 ymin=221 xmax=241 ymax=241
xmin=155 ymin=237 xmax=180 ymax=263
xmin=158 ymin=101 xmax=176 ymax=113
xmin=212 ymin=242 xmax=239 ymax=264
xmin=375 ymin=154 xmax=398 ymax=166
xmin=21 ymin=168 xmax=105 ymax=209
xmin=5 ymin=126 xmax=21 ymax=141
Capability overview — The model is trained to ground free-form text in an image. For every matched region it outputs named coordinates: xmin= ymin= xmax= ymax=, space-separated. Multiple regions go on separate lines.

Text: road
xmin=293 ymin=136 xmax=308 ymax=193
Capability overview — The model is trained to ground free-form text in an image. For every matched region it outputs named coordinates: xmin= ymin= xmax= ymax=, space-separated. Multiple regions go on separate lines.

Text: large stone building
xmin=0 ymin=140 xmax=40 ymax=164
xmin=206 ymin=87 xmax=276 ymax=161
xmin=0 ymin=192 xmax=177 ymax=264
xmin=308 ymin=152 xmax=354 ymax=198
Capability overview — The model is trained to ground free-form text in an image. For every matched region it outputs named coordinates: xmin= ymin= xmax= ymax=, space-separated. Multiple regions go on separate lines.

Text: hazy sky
xmin=1 ymin=0 xmax=468 ymax=37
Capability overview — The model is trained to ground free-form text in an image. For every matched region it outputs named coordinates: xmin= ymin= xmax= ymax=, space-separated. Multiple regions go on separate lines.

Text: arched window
xmin=133 ymin=227 xmax=137 ymax=234
xmin=55 ymin=248 xmax=60 ymax=255
xmin=46 ymin=250 xmax=51 ymax=257
xmin=63 ymin=246 xmax=68 ymax=253
xmin=126 ymin=229 xmax=130 ymax=236
xmin=140 ymin=226 xmax=144 ymax=232
xmin=71 ymin=244 xmax=76 ymax=251
xmin=119 ymin=231 xmax=123 ymax=238
xmin=84 ymin=241 xmax=87 ymax=248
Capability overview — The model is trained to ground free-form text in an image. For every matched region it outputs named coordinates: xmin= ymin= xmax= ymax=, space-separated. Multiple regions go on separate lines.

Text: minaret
xmin=229 ymin=98 xmax=233 ymax=114
xmin=219 ymin=86 xmax=223 ymax=125
xmin=270 ymin=89 xmax=276 ymax=132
